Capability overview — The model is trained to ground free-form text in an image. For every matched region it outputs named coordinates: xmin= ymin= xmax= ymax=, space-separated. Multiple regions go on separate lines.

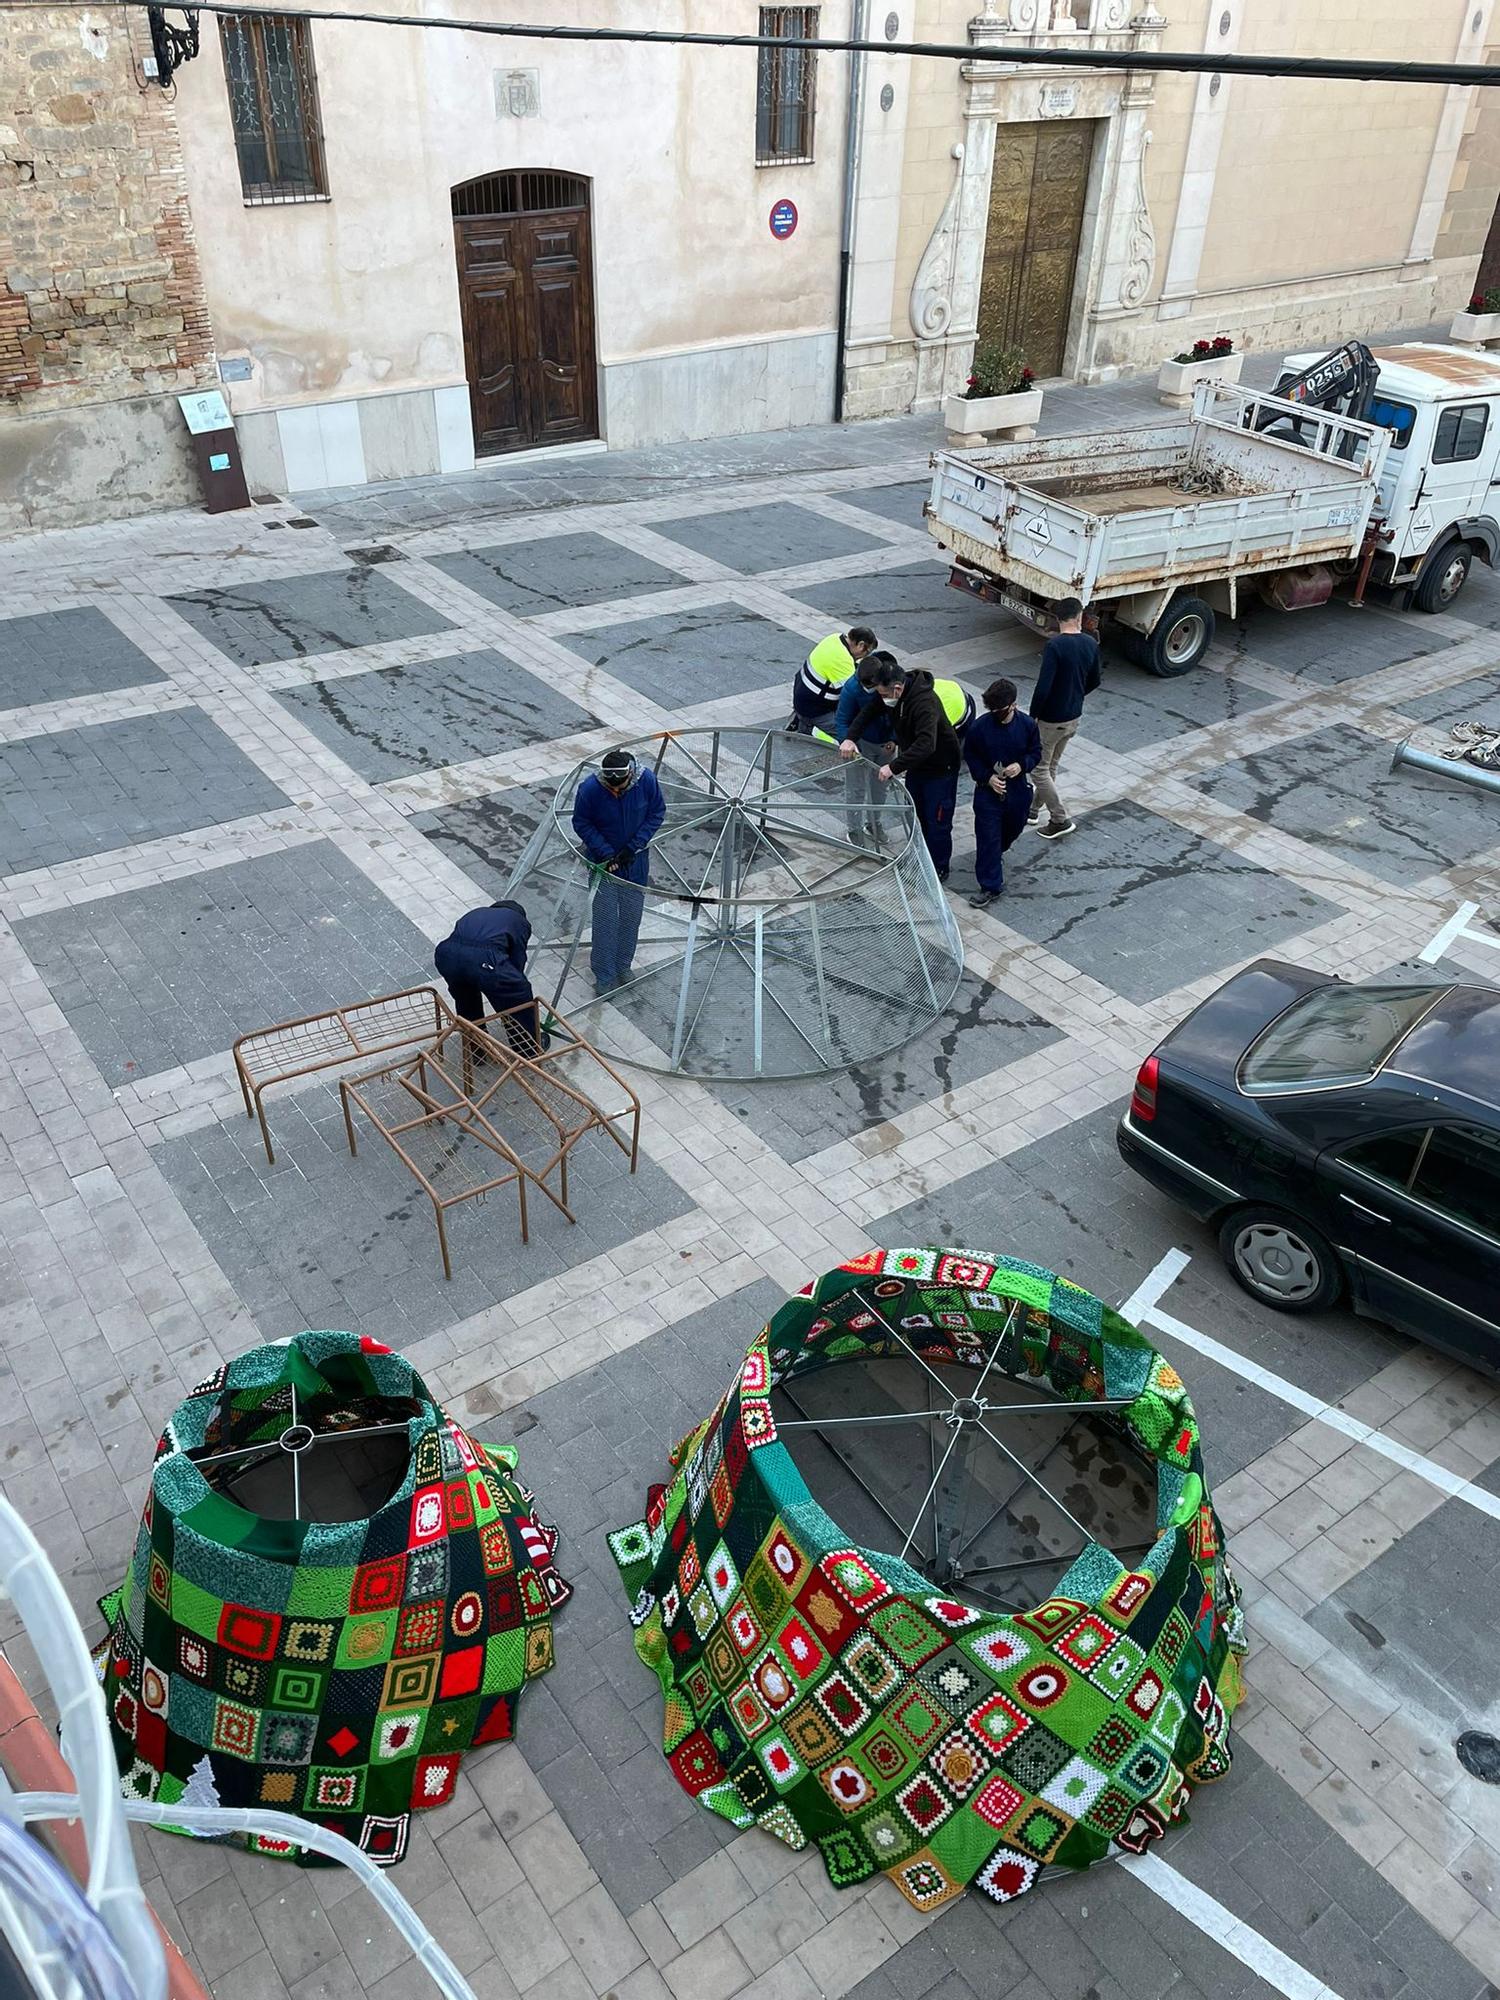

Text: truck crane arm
xmin=1258 ymin=339 xmax=1381 ymax=431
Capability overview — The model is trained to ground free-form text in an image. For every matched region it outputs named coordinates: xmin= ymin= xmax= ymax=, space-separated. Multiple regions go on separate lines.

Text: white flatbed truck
xmin=925 ymin=342 xmax=1500 ymax=675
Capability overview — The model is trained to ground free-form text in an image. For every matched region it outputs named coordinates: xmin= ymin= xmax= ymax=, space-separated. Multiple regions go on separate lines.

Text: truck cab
xmin=1275 ymin=342 xmax=1500 ymax=609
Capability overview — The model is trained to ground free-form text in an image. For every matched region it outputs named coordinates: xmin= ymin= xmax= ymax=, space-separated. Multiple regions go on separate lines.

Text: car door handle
xmin=1339 ymin=1192 xmax=1390 ymax=1223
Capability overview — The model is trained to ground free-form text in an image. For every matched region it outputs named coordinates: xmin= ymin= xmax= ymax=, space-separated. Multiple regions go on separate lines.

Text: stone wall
xmin=0 ymin=6 xmax=216 ymax=532
xmin=1438 ymin=38 xmax=1500 ymax=299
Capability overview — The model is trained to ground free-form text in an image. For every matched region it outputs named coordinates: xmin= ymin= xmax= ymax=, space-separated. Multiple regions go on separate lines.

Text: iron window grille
xmin=756 ymin=6 xmax=819 ymax=166
xmin=219 ymin=11 xmax=328 ymax=204
xmin=451 ymin=172 xmax=589 ymax=217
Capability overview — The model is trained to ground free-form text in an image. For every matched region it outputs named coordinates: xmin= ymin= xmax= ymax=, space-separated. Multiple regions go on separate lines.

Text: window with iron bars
xmin=756 ymin=6 xmax=819 ymax=166
xmin=219 ymin=12 xmax=328 ymax=204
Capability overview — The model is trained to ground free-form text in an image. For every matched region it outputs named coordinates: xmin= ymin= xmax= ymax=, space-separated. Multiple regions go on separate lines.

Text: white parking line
xmin=1123 ymin=1251 xmax=1500 ymax=1526
xmin=1419 ymin=898 xmax=1500 ymax=965
xmin=1119 ymin=1246 xmax=1193 ymax=1325
xmin=1125 ymin=1853 xmax=1349 ymax=2000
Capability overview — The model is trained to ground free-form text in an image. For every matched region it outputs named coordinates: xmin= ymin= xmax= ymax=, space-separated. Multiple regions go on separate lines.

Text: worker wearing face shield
xmin=570 ymin=748 xmax=667 ymax=994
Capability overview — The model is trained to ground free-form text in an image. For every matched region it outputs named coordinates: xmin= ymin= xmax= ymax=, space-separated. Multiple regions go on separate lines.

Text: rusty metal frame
xmin=480 ymin=1001 xmax=643 ymax=1174
xmin=338 ymin=1021 xmax=578 ymax=1281
xmin=233 ymin=985 xmax=454 ymax=1166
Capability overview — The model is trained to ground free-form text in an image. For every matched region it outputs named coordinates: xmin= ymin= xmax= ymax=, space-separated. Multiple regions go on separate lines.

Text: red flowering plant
xmin=966 ymin=339 xmax=1035 ymax=399
xmin=1469 ymin=289 xmax=1500 ymax=313
xmin=1171 ymin=332 xmax=1236 ymax=364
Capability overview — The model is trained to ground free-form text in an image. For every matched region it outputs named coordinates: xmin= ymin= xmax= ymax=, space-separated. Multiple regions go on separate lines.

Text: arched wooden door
xmin=452 ymin=171 xmax=598 ymax=456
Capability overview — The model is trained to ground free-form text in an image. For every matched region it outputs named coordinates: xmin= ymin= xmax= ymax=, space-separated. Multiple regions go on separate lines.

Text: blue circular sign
xmin=769 ymin=199 xmax=799 ymax=240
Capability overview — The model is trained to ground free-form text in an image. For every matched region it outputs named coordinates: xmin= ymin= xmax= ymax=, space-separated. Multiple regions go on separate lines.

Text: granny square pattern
xmin=96 ymin=1331 xmax=570 ymax=1865
xmin=609 ymin=1250 xmax=1244 ymax=1911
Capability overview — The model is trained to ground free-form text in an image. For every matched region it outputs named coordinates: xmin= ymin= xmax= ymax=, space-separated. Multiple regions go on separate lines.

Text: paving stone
xmin=992 ymin=797 xmax=1343 ymax=1001
xmin=433 ymin=1809 xmax=525 ymax=1916
xmin=1013 ymin=656 xmax=1279 ymax=754
xmin=177 ymin=1873 xmax=267 ymax=1979
xmin=553 ymin=1880 xmax=649 ymax=1989
xmin=790 ymin=559 xmax=1008 ymax=655
xmin=273 ymin=651 xmax=596 ymax=784
xmin=0 ymin=708 xmax=291 ymax=872
xmin=662 ymin=1930 xmax=753 ymax=2000
xmin=432 ymin=532 xmax=687 ymax=615
xmin=0 ymin=607 xmax=167 ymax=710
xmin=16 ymin=840 xmax=433 ymax=1086
xmin=509 ymin=1810 xmax=600 ymax=1915
xmin=707 ymin=973 xmax=1062 ymax=1162
xmin=652 ymin=501 xmax=893 ymax=573
xmin=410 ymin=783 xmax=558 ymax=898
xmin=1374 ymin=1901 xmax=1490 ymax=2000
xmin=1313 ymin=1498 xmax=1500 ymax=1713
xmin=1227 ymin=601 xmax=1448 ymax=683
xmin=255 ymin=1883 xmax=344 ymax=1986
xmin=562 ymin=600 xmax=805 ymax=707
xmin=1402 ymin=670 xmax=1500 ymax=732
xmin=169 ymin=567 xmax=456 ymax=665
xmin=834 ymin=482 xmax=931 ymax=530
xmin=476 ymin=1879 xmax=570 ymax=1991
xmin=1186 ymin=721 xmax=1500 ymax=888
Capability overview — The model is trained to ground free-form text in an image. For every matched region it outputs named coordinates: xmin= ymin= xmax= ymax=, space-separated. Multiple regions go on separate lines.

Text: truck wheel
xmin=1143 ymin=596 xmax=1216 ymax=677
xmin=1412 ymin=539 xmax=1472 ymax=613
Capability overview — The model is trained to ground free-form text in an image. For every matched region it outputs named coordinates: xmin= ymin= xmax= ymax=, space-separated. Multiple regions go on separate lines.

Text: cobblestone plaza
xmin=2 ymin=348 xmax=1500 ymax=2000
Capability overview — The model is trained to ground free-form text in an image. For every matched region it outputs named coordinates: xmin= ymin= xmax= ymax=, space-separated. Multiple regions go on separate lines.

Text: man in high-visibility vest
xmin=823 ymin=653 xmax=974 ymax=843
xmin=786 ymin=625 xmax=877 ymax=734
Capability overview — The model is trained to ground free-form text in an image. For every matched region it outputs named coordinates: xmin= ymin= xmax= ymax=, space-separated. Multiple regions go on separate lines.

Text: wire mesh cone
xmin=505 ymin=728 xmax=965 ymax=1080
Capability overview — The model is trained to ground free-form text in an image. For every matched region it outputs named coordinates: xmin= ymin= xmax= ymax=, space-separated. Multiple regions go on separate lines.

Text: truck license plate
xmin=999 ymin=591 xmax=1047 ymax=628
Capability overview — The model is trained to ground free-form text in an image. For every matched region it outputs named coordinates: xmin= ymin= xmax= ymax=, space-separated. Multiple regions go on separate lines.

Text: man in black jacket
xmin=846 ymin=659 xmax=962 ymax=880
xmin=1027 ymin=596 xmax=1100 ymax=840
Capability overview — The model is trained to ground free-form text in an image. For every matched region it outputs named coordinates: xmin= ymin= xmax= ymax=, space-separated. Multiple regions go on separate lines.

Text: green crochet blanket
xmin=610 ymin=1248 xmax=1245 ymax=1911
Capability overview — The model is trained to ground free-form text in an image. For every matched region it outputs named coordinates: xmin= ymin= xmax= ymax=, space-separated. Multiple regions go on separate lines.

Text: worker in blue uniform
xmin=434 ymin=900 xmax=545 ymax=1050
xmin=570 ymin=747 xmax=667 ymax=993
xmin=964 ymin=677 xmax=1041 ymax=907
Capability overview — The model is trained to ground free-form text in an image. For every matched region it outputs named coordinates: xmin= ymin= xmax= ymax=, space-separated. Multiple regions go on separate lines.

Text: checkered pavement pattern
xmin=2 ymin=339 xmax=1500 ymax=2000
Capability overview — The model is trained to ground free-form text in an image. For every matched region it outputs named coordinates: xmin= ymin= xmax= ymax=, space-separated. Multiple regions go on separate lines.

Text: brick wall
xmin=0 ymin=5 xmax=217 ymax=528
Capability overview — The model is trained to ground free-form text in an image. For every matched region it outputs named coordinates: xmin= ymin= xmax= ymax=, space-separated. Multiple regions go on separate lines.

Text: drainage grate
xmin=345 ymin=544 xmax=405 ymax=565
xmin=1456 ymin=1731 xmax=1500 ymax=1783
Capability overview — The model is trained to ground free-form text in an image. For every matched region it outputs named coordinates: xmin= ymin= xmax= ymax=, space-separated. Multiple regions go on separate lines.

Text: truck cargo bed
xmin=926 ymin=382 xmax=1390 ymax=607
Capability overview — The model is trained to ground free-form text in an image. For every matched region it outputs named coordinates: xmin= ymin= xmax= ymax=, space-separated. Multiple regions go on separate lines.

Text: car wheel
xmin=1412 ymin=539 xmax=1472 ymax=614
xmin=1218 ymin=1206 xmax=1344 ymax=1313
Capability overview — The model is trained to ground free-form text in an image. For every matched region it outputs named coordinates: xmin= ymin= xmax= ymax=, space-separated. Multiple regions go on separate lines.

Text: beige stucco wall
xmin=1194 ymin=1 xmax=1459 ymax=298
xmin=859 ymin=0 xmax=1497 ymax=414
xmin=173 ymin=0 xmax=851 ymax=417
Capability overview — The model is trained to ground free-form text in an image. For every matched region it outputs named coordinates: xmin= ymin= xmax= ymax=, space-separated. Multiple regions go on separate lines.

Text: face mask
xmin=881 ymin=693 xmax=900 ymax=707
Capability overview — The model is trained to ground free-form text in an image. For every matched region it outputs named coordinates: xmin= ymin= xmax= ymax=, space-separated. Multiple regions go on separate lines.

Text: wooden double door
xmin=977 ymin=120 xmax=1095 ymax=381
xmin=453 ymin=174 xmax=598 ymax=457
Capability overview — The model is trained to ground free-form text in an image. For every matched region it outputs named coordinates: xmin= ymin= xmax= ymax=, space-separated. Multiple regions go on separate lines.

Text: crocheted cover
xmin=609 ymin=1249 xmax=1245 ymax=1911
xmin=96 ymin=1331 xmax=570 ymax=1866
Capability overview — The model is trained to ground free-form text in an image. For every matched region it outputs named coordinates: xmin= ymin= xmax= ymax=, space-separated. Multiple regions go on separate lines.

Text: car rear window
xmin=1238 ymin=984 xmax=1444 ymax=1093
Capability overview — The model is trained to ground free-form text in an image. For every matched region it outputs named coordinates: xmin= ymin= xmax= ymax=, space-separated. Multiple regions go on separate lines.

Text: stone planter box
xmin=1450 ymin=309 xmax=1500 ymax=348
xmin=943 ymin=386 xmax=1044 ymax=445
xmin=1156 ymin=351 xmax=1243 ymax=408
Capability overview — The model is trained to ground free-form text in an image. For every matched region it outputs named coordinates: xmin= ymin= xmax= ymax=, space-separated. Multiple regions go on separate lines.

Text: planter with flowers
xmin=1156 ymin=335 xmax=1243 ymax=407
xmin=1451 ymin=290 xmax=1500 ymax=347
xmin=944 ymin=341 xmax=1043 ymax=443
